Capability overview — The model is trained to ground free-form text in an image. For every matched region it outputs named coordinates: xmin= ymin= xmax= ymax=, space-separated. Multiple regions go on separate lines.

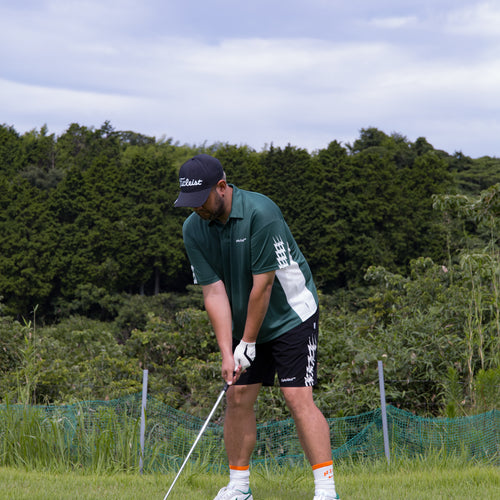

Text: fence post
xmin=139 ymin=369 xmax=149 ymax=474
xmin=378 ymin=360 xmax=390 ymax=463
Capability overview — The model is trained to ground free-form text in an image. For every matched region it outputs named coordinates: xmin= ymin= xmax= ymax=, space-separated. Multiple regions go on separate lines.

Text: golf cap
xmin=174 ymin=154 xmax=224 ymax=208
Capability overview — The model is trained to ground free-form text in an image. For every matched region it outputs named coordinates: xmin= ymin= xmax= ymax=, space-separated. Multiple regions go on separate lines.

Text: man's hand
xmin=233 ymin=340 xmax=256 ymax=371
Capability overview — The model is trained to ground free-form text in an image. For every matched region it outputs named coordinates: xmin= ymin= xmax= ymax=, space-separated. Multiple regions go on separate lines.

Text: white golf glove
xmin=233 ymin=340 xmax=256 ymax=371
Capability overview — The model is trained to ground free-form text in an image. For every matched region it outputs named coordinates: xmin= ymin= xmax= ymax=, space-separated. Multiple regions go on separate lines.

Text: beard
xmin=195 ymin=192 xmax=225 ymax=221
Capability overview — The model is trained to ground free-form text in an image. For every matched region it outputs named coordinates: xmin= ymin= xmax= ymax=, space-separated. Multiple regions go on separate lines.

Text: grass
xmin=1 ymin=401 xmax=498 ymax=498
xmin=0 ymin=458 xmax=498 ymax=499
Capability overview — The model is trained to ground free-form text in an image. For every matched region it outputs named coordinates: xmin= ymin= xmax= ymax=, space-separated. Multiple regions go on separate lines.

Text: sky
xmin=1 ymin=0 xmax=500 ymax=158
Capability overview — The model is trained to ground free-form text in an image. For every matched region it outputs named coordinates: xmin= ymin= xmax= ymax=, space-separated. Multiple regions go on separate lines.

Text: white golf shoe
xmin=213 ymin=485 xmax=253 ymax=500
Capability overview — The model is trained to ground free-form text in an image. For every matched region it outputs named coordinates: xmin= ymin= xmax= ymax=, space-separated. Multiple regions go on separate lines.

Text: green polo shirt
xmin=182 ymin=185 xmax=318 ymax=343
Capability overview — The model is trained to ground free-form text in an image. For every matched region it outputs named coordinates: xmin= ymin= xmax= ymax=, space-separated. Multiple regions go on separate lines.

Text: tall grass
xmin=0 ymin=403 xmax=67 ymax=470
xmin=1 ymin=400 xmax=498 ymax=475
xmin=1 ymin=401 xmax=498 ymax=498
xmin=0 ymin=402 xmax=148 ymax=473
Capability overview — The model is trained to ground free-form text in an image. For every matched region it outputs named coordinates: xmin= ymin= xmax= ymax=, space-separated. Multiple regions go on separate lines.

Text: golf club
xmin=162 ymin=382 xmax=229 ymax=499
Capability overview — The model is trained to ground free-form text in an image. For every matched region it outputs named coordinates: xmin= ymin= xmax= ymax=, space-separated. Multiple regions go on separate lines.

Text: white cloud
xmin=367 ymin=16 xmax=418 ymax=29
xmin=1 ymin=1 xmax=500 ymax=157
xmin=0 ymin=77 xmax=152 ymax=134
xmin=445 ymin=1 xmax=500 ymax=37
xmin=3 ymin=28 xmax=500 ymax=154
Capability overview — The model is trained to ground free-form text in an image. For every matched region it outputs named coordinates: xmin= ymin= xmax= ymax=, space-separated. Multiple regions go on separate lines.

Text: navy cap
xmin=174 ymin=154 xmax=224 ymax=208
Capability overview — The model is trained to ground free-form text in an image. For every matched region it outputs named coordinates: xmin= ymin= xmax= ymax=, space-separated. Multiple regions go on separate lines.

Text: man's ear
xmin=216 ymin=179 xmax=227 ymax=193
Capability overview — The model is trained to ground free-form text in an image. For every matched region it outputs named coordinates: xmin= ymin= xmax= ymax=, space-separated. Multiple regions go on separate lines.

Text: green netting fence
xmin=1 ymin=393 xmax=498 ymax=471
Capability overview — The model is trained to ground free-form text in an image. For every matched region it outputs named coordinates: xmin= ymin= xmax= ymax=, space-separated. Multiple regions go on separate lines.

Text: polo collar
xmin=227 ymin=184 xmax=244 ymax=220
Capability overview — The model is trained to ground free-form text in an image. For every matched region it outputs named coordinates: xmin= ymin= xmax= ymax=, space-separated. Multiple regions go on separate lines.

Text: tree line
xmin=2 ymin=121 xmax=498 ymax=322
xmin=0 ymin=122 xmax=499 ymax=416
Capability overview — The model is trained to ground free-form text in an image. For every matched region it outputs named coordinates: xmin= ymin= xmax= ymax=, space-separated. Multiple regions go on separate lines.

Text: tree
xmin=310 ymin=141 xmax=350 ymax=288
xmin=0 ymin=124 xmax=22 ymax=176
xmin=212 ymin=143 xmax=261 ymax=190
xmin=18 ymin=126 xmax=62 ymax=190
xmin=0 ymin=177 xmax=58 ymax=316
xmin=55 ymin=122 xmax=120 ymax=172
xmin=47 ymin=166 xmax=93 ymax=305
xmin=119 ymin=142 xmax=189 ymax=294
xmin=349 ymin=127 xmax=389 ymax=152
xmin=333 ymin=131 xmax=453 ymax=285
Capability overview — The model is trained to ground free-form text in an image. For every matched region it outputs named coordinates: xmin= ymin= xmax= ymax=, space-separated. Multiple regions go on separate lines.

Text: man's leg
xmin=281 ymin=386 xmax=338 ymax=499
xmin=224 ymin=383 xmax=261 ymax=465
xmin=213 ymin=384 xmax=261 ymax=498
xmin=280 ymin=386 xmax=331 ymax=464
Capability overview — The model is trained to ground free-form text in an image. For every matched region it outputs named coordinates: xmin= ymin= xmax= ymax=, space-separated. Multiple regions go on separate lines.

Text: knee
xmin=282 ymin=388 xmax=316 ymax=417
xmin=285 ymin=398 xmax=308 ymax=418
xmin=226 ymin=385 xmax=257 ymax=411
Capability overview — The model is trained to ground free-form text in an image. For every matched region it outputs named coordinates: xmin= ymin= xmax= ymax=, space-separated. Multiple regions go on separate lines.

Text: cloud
xmin=1 ymin=1 xmax=500 ymax=156
xmin=3 ymin=28 xmax=500 ymax=154
xmin=445 ymin=1 xmax=500 ymax=37
xmin=0 ymin=77 xmax=152 ymax=134
xmin=367 ymin=16 xmax=418 ymax=29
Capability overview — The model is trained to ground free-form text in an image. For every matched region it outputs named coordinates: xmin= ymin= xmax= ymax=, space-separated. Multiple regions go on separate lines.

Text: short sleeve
xmin=250 ymin=206 xmax=291 ymax=274
xmin=183 ymin=218 xmax=221 ymax=286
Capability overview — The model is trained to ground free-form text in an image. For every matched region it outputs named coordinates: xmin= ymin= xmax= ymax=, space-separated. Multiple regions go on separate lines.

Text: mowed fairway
xmin=0 ymin=462 xmax=498 ymax=500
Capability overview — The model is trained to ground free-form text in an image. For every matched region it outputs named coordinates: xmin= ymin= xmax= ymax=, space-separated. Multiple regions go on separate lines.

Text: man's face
xmin=193 ymin=185 xmax=225 ymax=221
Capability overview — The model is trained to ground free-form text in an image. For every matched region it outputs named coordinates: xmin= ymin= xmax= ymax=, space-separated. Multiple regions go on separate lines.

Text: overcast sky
xmin=1 ymin=0 xmax=499 ymax=158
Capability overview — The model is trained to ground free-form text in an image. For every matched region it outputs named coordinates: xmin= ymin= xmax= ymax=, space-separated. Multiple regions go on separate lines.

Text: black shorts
xmin=234 ymin=310 xmax=319 ymax=388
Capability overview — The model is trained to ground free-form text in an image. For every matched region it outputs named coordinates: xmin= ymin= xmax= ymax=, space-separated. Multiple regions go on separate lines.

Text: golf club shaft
xmin=163 ymin=382 xmax=229 ymax=500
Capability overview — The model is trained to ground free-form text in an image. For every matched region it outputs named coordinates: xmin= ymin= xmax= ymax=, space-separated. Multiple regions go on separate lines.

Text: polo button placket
xmin=219 ymin=220 xmax=232 ymax=279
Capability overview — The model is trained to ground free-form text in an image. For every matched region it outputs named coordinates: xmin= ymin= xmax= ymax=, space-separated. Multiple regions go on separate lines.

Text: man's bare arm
xmin=242 ymin=270 xmax=275 ymax=343
xmin=202 ymin=280 xmax=238 ymax=384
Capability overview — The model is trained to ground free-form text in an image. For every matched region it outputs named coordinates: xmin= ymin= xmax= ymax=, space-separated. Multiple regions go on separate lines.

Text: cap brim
xmin=174 ymin=187 xmax=212 ymax=208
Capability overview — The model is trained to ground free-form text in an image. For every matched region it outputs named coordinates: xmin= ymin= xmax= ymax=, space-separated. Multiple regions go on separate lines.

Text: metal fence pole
xmin=378 ymin=360 xmax=390 ymax=463
xmin=139 ymin=369 xmax=148 ymax=474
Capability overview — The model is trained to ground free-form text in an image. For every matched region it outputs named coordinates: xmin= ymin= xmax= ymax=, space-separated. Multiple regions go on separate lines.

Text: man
xmin=174 ymin=154 xmax=339 ymax=500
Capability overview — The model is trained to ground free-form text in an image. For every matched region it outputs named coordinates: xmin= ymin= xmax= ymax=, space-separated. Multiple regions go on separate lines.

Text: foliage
xmin=0 ymin=122 xmax=192 ymax=319
xmin=0 ymin=124 xmax=499 ymax=418
xmin=1 ymin=242 xmax=498 ymax=417
xmin=2 ymin=123 xmax=493 ymax=319
xmin=0 ymin=402 xmax=144 ymax=473
xmin=449 ymin=152 xmax=500 ymax=194
xmin=0 ymin=186 xmax=499 ymax=417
